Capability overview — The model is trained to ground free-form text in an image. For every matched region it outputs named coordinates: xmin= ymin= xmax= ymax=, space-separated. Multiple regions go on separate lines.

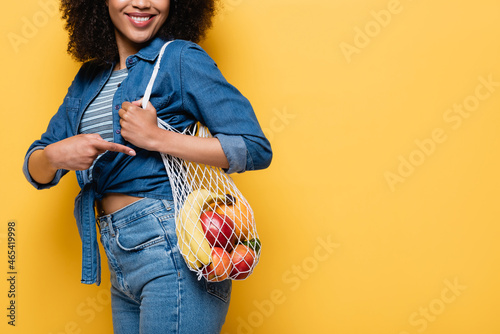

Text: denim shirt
xmin=23 ymin=38 xmax=272 ymax=285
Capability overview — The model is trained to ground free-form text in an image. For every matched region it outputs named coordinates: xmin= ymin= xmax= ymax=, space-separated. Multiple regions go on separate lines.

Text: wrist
xmin=149 ymin=127 xmax=172 ymax=153
xmin=27 ymin=148 xmax=59 ymax=185
xmin=43 ymin=144 xmax=61 ymax=171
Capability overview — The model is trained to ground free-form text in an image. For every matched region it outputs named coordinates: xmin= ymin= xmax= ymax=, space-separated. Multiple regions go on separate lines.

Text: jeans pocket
xmin=115 ymin=214 xmax=166 ymax=252
xmin=205 ymin=279 xmax=232 ymax=303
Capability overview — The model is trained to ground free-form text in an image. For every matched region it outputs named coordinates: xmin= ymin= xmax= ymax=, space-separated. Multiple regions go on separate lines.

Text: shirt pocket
xmin=64 ymin=96 xmax=81 ymax=125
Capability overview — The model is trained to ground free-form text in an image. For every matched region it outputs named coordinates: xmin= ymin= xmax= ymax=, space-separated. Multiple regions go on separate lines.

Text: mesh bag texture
xmin=142 ymin=41 xmax=261 ymax=282
xmin=157 ymin=120 xmax=262 ymax=281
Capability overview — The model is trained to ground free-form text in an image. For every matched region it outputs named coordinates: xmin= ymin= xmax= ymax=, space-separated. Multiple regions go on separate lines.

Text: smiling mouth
xmin=130 ymin=16 xmax=151 ymax=22
xmin=126 ymin=14 xmax=156 ymax=24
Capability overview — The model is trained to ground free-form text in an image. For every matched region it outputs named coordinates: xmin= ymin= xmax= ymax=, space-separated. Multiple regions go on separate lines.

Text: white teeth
xmin=130 ymin=16 xmax=150 ymax=22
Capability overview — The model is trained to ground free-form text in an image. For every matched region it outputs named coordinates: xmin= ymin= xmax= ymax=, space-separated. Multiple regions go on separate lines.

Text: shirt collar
xmin=134 ymin=37 xmax=173 ymax=62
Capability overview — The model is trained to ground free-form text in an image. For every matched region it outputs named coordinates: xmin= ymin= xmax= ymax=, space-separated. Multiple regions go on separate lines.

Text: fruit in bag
xmin=243 ymin=238 xmax=261 ymax=254
xmin=230 ymin=244 xmax=256 ymax=280
xmin=213 ymin=195 xmax=254 ymax=242
xmin=177 ymin=189 xmax=226 ymax=269
xmin=200 ymin=211 xmax=237 ymax=252
xmin=202 ymin=247 xmax=233 ymax=281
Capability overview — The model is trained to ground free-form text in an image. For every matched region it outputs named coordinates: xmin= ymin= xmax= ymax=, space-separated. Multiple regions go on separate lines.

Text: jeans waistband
xmin=97 ymin=197 xmax=174 ymax=234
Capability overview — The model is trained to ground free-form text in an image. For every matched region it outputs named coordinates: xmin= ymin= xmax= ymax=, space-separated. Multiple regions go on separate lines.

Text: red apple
xmin=200 ymin=211 xmax=236 ymax=252
xmin=230 ymin=244 xmax=256 ymax=280
xmin=202 ymin=247 xmax=232 ymax=281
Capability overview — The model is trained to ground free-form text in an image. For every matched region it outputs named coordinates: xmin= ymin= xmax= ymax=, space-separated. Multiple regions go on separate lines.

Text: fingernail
xmin=129 ymin=150 xmax=136 ymax=156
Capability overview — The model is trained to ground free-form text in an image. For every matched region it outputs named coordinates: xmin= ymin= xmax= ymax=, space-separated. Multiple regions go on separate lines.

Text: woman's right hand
xmin=28 ymin=134 xmax=136 ymax=185
xmin=44 ymin=134 xmax=136 ymax=171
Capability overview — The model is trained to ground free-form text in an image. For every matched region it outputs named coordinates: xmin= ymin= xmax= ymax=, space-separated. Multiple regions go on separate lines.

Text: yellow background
xmin=1 ymin=0 xmax=500 ymax=333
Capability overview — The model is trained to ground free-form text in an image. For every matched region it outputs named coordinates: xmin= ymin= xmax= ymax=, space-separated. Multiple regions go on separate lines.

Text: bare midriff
xmin=95 ymin=193 xmax=143 ymax=216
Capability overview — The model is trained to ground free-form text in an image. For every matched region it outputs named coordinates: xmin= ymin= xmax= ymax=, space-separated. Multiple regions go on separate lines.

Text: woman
xmin=22 ymin=0 xmax=272 ymax=332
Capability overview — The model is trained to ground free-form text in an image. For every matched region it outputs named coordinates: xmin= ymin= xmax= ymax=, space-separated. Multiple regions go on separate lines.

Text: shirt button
xmin=127 ymin=58 xmax=133 ymax=64
xmin=117 ymin=83 xmax=121 ymax=87
xmin=116 ymin=129 xmax=121 ymax=134
xmin=115 ymin=105 xmax=120 ymax=110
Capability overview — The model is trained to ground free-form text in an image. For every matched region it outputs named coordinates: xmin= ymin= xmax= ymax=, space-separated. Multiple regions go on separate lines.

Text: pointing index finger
xmin=96 ymin=140 xmax=136 ymax=156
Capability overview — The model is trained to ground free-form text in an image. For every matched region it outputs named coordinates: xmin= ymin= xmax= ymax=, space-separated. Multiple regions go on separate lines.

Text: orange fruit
xmin=211 ymin=195 xmax=253 ymax=242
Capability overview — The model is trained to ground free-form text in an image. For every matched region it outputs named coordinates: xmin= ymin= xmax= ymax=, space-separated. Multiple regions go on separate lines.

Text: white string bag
xmin=142 ymin=41 xmax=261 ymax=282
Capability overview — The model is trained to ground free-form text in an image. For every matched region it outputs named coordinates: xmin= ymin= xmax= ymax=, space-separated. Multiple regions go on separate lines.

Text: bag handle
xmin=143 ymin=40 xmax=201 ymax=136
xmin=142 ymin=40 xmax=173 ymax=109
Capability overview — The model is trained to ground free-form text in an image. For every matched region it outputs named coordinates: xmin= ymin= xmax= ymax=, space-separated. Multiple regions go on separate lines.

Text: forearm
xmin=151 ymin=128 xmax=229 ymax=169
xmin=27 ymin=149 xmax=59 ymax=185
xmin=118 ymin=101 xmax=229 ymax=169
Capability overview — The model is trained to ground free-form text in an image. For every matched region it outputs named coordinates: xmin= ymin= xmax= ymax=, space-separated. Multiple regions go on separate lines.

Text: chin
xmin=129 ymin=33 xmax=156 ymax=45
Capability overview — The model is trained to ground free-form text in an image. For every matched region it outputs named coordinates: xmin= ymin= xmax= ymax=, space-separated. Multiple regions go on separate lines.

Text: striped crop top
xmin=79 ymin=68 xmax=128 ymax=140
xmin=78 ymin=68 xmax=128 ymax=177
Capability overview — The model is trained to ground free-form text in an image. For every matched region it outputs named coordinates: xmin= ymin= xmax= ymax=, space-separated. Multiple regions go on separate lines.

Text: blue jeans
xmin=98 ymin=198 xmax=231 ymax=334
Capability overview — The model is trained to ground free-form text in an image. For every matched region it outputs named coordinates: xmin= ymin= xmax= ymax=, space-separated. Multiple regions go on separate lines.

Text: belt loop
xmin=99 ymin=215 xmax=115 ymax=237
xmin=108 ymin=215 xmax=116 ymax=237
xmin=161 ymin=199 xmax=173 ymax=212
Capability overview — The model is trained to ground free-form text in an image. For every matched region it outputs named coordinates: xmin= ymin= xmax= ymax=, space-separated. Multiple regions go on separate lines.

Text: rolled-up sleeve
xmin=179 ymin=43 xmax=272 ymax=173
xmin=23 ymin=146 xmax=68 ymax=190
xmin=22 ymin=78 xmax=80 ymax=189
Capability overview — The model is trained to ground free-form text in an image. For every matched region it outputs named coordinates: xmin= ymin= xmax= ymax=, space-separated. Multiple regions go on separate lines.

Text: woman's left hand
xmin=119 ymin=99 xmax=229 ymax=169
xmin=119 ymin=100 xmax=162 ymax=151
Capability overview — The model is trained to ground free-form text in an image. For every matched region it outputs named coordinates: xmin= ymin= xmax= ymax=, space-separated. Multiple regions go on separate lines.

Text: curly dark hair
xmin=60 ymin=0 xmax=217 ymax=63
